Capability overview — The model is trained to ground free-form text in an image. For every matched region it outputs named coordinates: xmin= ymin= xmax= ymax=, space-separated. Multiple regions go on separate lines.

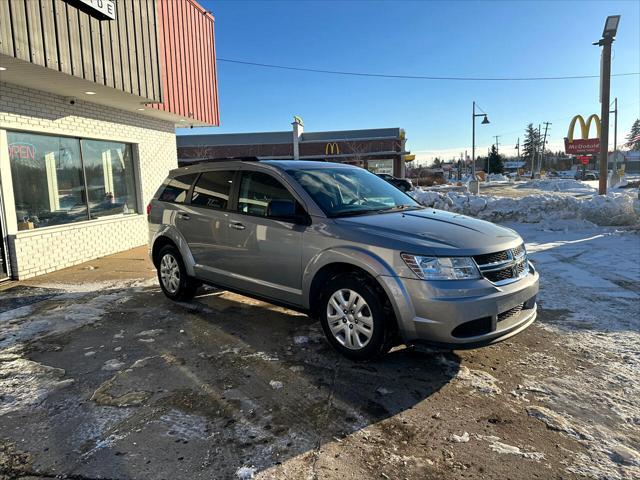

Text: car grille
xmin=473 ymin=244 xmax=528 ymax=286
xmin=497 ymin=303 xmax=524 ymax=323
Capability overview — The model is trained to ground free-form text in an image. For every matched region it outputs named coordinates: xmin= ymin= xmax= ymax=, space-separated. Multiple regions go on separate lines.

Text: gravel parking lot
xmin=1 ymin=224 xmax=639 ymax=480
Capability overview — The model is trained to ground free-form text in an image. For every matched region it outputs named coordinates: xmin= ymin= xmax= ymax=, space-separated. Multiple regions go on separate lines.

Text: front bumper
xmin=378 ymin=262 xmax=539 ymax=348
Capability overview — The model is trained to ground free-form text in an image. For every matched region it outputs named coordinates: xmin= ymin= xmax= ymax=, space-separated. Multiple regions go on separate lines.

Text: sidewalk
xmin=13 ymin=245 xmax=156 ymax=288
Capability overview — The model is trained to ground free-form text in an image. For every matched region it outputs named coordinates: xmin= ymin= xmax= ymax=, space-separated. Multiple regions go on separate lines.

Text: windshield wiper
xmin=332 ymin=204 xmax=423 ymax=218
xmin=375 ymin=204 xmax=424 ymax=214
xmin=331 ymin=208 xmax=384 ymax=218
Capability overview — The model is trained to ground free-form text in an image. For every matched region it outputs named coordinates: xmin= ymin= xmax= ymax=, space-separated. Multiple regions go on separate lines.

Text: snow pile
xmin=409 ymin=189 xmax=639 ymax=226
xmin=486 ymin=173 xmax=510 ymax=182
xmin=516 ymin=178 xmax=596 ymax=194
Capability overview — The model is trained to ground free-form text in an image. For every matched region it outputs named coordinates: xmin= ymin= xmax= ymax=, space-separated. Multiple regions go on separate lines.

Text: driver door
xmin=223 ymin=170 xmax=306 ymax=306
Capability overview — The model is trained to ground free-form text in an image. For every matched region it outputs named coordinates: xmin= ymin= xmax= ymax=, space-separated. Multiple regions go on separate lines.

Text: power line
xmin=218 ymin=58 xmax=640 ymax=82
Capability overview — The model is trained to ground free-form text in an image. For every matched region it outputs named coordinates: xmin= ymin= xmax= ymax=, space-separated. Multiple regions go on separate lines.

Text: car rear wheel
xmin=157 ymin=245 xmax=199 ymax=301
xmin=319 ymin=274 xmax=395 ymax=361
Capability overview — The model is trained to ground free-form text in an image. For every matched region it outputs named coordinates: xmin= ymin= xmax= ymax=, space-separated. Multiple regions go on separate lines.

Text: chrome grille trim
xmin=473 ymin=244 xmax=529 ymax=286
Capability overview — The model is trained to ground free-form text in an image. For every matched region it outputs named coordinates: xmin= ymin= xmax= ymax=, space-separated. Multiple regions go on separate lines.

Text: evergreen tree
xmin=432 ymin=157 xmax=442 ymax=168
xmin=523 ymin=123 xmax=540 ymax=170
xmin=487 ymin=144 xmax=504 ymax=174
xmin=627 ymin=119 xmax=640 ymax=151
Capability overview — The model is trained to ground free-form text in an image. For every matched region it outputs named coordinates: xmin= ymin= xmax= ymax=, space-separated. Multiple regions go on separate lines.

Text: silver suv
xmin=148 ymin=161 xmax=539 ymax=360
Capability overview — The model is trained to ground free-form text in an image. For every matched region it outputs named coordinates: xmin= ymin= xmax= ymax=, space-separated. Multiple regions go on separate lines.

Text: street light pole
xmin=611 ymin=97 xmax=618 ymax=172
xmin=594 ymin=15 xmax=620 ymax=195
xmin=471 ymin=101 xmax=490 ymax=179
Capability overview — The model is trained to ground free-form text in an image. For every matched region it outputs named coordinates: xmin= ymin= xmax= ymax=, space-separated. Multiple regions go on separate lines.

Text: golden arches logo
xmin=325 ymin=142 xmax=340 ymax=155
xmin=567 ymin=114 xmax=601 ymax=142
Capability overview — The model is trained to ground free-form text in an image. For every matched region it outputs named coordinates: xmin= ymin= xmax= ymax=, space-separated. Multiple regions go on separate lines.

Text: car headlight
xmin=401 ymin=253 xmax=481 ymax=280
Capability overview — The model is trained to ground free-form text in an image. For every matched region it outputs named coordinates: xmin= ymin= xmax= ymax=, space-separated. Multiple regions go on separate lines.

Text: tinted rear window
xmin=159 ymin=174 xmax=197 ymax=204
xmin=191 ymin=170 xmax=235 ymax=210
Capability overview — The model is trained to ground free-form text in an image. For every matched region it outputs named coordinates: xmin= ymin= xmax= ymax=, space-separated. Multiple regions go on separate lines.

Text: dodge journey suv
xmin=148 ymin=161 xmax=539 ymax=360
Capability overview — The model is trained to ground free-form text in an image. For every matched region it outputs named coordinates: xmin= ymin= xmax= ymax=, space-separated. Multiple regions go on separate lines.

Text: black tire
xmin=156 ymin=245 xmax=200 ymax=301
xmin=318 ymin=273 xmax=396 ymax=361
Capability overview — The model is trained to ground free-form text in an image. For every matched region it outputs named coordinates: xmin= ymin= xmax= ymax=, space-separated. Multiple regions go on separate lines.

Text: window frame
xmin=234 ymin=169 xmax=309 ymax=223
xmin=5 ymin=128 xmax=140 ymax=229
xmin=159 ymin=173 xmax=199 ymax=206
xmin=188 ymin=169 xmax=239 ymax=212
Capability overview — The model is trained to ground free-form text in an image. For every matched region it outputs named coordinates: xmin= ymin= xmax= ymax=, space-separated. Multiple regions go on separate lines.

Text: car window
xmin=159 ymin=174 xmax=197 ymax=204
xmin=238 ymin=171 xmax=296 ymax=217
xmin=191 ymin=170 xmax=235 ymax=209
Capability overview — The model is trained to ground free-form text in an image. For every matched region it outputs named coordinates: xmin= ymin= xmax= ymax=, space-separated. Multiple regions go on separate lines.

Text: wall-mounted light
xmin=0 ymin=67 xmax=6 ymax=71
xmin=85 ymin=91 xmax=96 ymax=95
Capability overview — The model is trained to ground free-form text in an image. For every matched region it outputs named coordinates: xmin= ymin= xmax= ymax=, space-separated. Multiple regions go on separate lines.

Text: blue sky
xmin=185 ymin=0 xmax=640 ymax=164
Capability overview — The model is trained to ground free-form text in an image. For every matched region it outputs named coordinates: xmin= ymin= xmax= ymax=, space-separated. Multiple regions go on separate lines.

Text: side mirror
xmin=267 ymin=199 xmax=310 ymax=225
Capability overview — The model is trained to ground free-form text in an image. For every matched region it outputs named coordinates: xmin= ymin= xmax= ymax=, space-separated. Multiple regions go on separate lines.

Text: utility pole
xmin=540 ymin=122 xmax=551 ymax=175
xmin=487 ymin=135 xmax=500 ymax=174
xmin=515 ymin=138 xmax=520 ymax=160
xmin=611 ymin=97 xmax=618 ymax=172
xmin=594 ymin=15 xmax=620 ymax=195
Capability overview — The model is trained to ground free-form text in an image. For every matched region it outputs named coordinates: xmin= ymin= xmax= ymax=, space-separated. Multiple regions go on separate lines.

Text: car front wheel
xmin=157 ymin=245 xmax=199 ymax=301
xmin=319 ymin=274 xmax=395 ymax=361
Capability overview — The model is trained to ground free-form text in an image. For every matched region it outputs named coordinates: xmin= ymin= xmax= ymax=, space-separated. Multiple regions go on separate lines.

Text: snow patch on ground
xmin=157 ymin=409 xmax=211 ymax=441
xmin=449 ymin=432 xmax=470 ymax=443
xmin=510 ymin=222 xmax=640 ymax=480
xmin=0 ymin=281 xmax=158 ymax=350
xmin=489 ymin=440 xmax=545 ymax=461
xmin=517 ymin=178 xmax=597 ymax=194
xmin=236 ymin=465 xmax=257 ymax=479
xmin=456 ymin=366 xmax=502 ymax=395
xmin=0 ymin=357 xmax=74 ymax=415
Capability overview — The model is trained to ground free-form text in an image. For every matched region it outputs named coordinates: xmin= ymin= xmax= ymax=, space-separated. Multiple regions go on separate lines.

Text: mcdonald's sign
xmin=564 ymin=114 xmax=601 ymax=155
xmin=325 ymin=142 xmax=340 ymax=155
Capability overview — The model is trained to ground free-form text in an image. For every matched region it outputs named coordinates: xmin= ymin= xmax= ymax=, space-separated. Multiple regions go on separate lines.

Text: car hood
xmin=334 ymin=208 xmax=521 ymax=256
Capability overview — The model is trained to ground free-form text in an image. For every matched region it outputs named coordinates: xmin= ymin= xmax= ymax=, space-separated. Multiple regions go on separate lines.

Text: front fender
xmin=151 ymin=225 xmax=197 ymax=277
xmin=302 ymin=245 xmax=397 ymax=309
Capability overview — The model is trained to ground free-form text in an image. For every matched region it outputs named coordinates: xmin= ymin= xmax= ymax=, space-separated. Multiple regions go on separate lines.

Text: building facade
xmin=177 ymin=118 xmax=413 ymax=177
xmin=0 ymin=0 xmax=219 ymax=280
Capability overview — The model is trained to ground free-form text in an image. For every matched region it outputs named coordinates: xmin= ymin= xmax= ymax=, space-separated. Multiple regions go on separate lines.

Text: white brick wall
xmin=0 ymin=82 xmax=178 ymax=279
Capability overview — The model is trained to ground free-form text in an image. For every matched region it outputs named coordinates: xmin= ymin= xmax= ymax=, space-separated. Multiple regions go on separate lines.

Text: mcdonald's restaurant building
xmin=177 ymin=118 xmax=413 ymax=177
xmin=0 ymin=0 xmax=219 ymax=280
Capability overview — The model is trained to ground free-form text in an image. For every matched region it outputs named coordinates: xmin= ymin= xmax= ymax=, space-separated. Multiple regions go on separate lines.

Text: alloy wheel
xmin=326 ymin=288 xmax=374 ymax=350
xmin=160 ymin=253 xmax=180 ymax=294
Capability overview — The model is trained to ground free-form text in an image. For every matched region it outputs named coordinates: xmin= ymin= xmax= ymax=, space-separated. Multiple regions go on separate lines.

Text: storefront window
xmin=368 ymin=159 xmax=393 ymax=175
xmin=81 ymin=140 xmax=137 ymax=219
xmin=8 ymin=132 xmax=87 ymax=229
xmin=7 ymin=131 xmax=138 ymax=230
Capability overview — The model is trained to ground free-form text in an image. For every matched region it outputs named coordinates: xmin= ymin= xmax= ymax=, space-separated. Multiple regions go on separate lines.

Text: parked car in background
xmin=149 ymin=161 xmax=539 ymax=360
xmin=375 ymin=173 xmax=413 ymax=192
xmin=575 ymin=170 xmax=599 ymax=181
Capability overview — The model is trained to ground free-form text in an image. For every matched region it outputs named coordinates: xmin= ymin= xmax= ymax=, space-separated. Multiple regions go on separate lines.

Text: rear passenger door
xmin=182 ymin=170 xmax=236 ymax=284
xmin=223 ymin=170 xmax=305 ymax=306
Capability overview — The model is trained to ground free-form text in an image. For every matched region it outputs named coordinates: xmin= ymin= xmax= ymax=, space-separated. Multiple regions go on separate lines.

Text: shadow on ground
xmin=0 ymin=284 xmax=460 ymax=479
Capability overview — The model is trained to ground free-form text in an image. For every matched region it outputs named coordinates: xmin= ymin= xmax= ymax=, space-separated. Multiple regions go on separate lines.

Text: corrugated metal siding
xmin=152 ymin=0 xmax=219 ymax=126
xmin=0 ymin=0 xmax=162 ymax=102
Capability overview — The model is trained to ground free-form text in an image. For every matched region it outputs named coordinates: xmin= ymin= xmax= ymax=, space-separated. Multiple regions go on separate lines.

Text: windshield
xmin=288 ymin=167 xmax=421 ymax=217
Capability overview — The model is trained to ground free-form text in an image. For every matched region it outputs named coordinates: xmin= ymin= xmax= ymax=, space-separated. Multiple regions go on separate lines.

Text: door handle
xmin=177 ymin=213 xmax=190 ymax=220
xmin=229 ymin=222 xmax=245 ymax=230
